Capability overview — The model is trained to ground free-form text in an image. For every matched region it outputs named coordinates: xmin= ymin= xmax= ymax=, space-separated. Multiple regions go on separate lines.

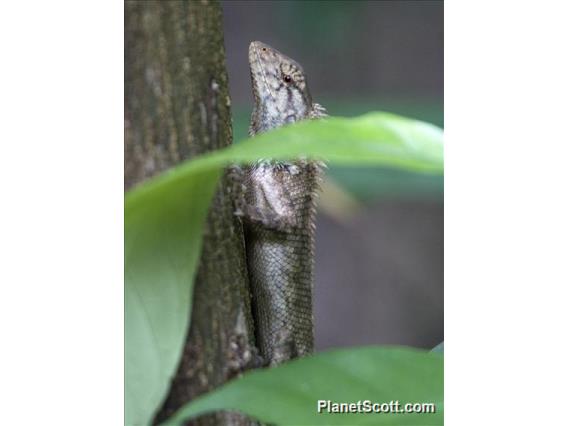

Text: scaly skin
xmin=236 ymin=41 xmax=326 ymax=365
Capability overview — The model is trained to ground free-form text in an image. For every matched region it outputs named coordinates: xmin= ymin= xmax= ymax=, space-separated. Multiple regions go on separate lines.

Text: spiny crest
xmin=309 ymin=103 xmax=328 ymax=119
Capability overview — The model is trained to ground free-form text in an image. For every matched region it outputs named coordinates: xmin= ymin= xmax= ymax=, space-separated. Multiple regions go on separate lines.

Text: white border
xmin=0 ymin=1 xmax=123 ymax=424
xmin=446 ymin=1 xmax=568 ymax=424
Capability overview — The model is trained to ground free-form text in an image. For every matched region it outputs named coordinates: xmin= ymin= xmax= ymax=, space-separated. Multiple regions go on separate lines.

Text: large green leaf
xmin=125 ymin=167 xmax=221 ymax=425
xmin=163 ymin=346 xmax=443 ymax=425
xmin=198 ymin=111 xmax=442 ymax=172
xmin=125 ymin=112 xmax=443 ymax=425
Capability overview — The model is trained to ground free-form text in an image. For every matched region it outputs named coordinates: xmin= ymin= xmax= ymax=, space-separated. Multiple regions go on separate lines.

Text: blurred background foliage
xmin=221 ymin=1 xmax=443 ymax=350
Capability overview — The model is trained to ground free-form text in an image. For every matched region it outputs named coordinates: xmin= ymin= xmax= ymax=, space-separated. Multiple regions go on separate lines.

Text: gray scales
xmin=233 ymin=41 xmax=327 ymax=365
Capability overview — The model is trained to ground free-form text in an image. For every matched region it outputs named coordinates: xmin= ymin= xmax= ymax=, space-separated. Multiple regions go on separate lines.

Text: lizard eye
xmin=283 ymin=75 xmax=292 ymax=83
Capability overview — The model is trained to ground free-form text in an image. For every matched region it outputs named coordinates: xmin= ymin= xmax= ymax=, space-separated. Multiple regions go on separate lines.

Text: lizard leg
xmin=235 ymin=200 xmax=297 ymax=232
xmin=233 ymin=167 xmax=299 ymax=232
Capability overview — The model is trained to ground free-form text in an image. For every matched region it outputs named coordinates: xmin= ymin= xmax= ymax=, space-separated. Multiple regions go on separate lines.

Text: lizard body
xmin=236 ymin=41 xmax=326 ymax=365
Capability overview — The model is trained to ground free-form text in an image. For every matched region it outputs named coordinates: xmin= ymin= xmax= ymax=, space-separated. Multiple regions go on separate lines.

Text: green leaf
xmin=214 ymin=111 xmax=442 ymax=171
xmin=125 ymin=167 xmax=221 ymax=425
xmin=163 ymin=346 xmax=443 ymax=425
xmin=125 ymin=112 xmax=443 ymax=425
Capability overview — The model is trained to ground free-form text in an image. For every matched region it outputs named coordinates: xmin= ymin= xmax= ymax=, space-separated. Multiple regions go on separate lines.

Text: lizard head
xmin=248 ymin=41 xmax=313 ymax=134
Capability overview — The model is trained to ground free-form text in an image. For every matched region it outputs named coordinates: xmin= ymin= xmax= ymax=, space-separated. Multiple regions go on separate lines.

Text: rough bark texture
xmin=125 ymin=1 xmax=256 ymax=425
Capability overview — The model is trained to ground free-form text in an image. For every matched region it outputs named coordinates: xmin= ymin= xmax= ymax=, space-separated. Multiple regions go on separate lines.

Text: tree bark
xmin=125 ymin=1 xmax=256 ymax=424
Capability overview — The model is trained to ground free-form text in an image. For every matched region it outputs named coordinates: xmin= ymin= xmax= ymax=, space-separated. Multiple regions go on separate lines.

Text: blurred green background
xmin=221 ymin=0 xmax=443 ymax=350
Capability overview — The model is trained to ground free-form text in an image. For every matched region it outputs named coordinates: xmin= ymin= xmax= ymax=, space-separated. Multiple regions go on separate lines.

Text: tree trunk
xmin=125 ymin=1 xmax=256 ymax=424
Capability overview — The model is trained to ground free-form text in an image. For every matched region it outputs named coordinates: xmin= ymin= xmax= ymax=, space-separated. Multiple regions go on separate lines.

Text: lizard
xmin=233 ymin=41 xmax=327 ymax=366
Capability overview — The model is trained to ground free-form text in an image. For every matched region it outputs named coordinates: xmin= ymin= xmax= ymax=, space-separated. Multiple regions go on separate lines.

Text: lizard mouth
xmin=250 ymin=41 xmax=277 ymax=103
